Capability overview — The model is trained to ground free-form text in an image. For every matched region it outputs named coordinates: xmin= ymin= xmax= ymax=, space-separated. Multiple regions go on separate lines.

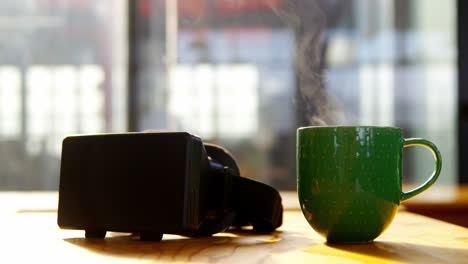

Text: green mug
xmin=297 ymin=126 xmax=442 ymax=243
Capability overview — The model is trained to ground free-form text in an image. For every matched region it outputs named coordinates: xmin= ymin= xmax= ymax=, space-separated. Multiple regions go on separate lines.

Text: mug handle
xmin=400 ymin=138 xmax=442 ymax=202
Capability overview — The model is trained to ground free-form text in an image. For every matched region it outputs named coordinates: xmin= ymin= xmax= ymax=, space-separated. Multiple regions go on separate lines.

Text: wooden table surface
xmin=401 ymin=185 xmax=468 ymax=227
xmin=1 ymin=192 xmax=468 ymax=264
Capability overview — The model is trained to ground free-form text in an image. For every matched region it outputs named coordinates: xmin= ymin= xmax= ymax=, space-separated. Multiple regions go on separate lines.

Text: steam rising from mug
xmin=269 ymin=0 xmax=353 ymax=126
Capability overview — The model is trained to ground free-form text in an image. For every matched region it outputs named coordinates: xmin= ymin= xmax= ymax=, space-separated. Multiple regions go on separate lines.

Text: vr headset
xmin=57 ymin=132 xmax=283 ymax=241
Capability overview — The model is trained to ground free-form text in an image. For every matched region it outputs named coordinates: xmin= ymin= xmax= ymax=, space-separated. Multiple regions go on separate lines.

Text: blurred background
xmin=0 ymin=0 xmax=460 ymax=190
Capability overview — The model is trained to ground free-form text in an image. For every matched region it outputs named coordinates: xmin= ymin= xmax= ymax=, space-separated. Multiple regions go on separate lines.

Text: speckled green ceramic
xmin=297 ymin=126 xmax=442 ymax=243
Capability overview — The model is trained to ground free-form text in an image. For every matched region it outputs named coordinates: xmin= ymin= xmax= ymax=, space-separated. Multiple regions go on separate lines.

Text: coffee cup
xmin=297 ymin=126 xmax=442 ymax=243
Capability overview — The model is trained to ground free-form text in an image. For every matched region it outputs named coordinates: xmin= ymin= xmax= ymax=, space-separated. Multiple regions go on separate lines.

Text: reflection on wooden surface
xmin=1 ymin=200 xmax=468 ymax=263
xmin=403 ymin=185 xmax=468 ymax=227
xmin=402 ymin=185 xmax=468 ymax=205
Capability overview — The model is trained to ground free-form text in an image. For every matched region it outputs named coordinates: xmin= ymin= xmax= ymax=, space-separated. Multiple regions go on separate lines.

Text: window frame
xmin=458 ymin=0 xmax=467 ymax=183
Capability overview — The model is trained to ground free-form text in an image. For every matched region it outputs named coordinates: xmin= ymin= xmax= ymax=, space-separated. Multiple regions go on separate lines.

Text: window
xmin=0 ymin=0 xmax=458 ymax=190
xmin=0 ymin=0 xmax=127 ymax=189
xmin=131 ymin=0 xmax=457 ymax=189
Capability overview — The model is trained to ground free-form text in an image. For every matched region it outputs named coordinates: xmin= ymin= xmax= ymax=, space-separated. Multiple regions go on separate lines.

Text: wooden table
xmin=1 ymin=192 xmax=468 ymax=263
xmin=402 ymin=185 xmax=468 ymax=227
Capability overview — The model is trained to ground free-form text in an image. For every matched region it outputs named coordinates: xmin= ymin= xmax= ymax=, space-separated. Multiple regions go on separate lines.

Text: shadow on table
xmin=319 ymin=241 xmax=468 ymax=263
xmin=64 ymin=229 xmax=317 ymax=262
xmin=64 ymin=230 xmax=468 ymax=263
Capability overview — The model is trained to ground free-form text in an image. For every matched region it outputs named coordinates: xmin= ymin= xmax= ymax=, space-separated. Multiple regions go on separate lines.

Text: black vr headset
xmin=57 ymin=132 xmax=283 ymax=241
